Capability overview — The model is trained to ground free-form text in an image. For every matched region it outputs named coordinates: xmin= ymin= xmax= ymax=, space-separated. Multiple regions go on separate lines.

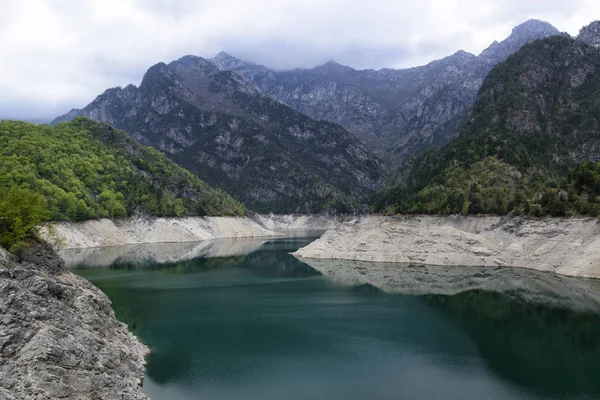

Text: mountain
xmin=477 ymin=19 xmax=561 ymax=66
xmin=53 ymin=57 xmax=386 ymax=213
xmin=578 ymin=21 xmax=600 ymax=48
xmin=0 ymin=118 xmax=244 ymax=224
xmin=372 ymin=22 xmax=600 ymax=217
xmin=212 ymin=20 xmax=560 ymax=166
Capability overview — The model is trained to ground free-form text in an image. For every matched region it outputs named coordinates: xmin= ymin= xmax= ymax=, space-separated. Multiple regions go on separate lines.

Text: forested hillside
xmin=373 ymin=31 xmax=600 ymax=217
xmin=0 ymin=118 xmax=244 ymax=249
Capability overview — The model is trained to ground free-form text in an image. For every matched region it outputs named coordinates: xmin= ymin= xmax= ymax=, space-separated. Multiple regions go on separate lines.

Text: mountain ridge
xmin=210 ymin=19 xmax=560 ymax=166
xmin=53 ymin=56 xmax=387 ymax=214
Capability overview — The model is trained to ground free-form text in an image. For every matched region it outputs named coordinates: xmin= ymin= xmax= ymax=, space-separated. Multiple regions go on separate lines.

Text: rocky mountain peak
xmin=511 ymin=19 xmax=559 ymax=36
xmin=478 ymin=19 xmax=559 ymax=66
xmin=138 ymin=62 xmax=177 ymax=92
xmin=214 ymin=50 xmax=233 ymax=60
xmin=169 ymin=55 xmax=220 ymax=75
xmin=211 ymin=51 xmax=252 ymax=71
xmin=577 ymin=21 xmax=600 ymax=48
xmin=323 ymin=60 xmax=343 ymax=67
xmin=453 ymin=50 xmax=477 ymax=59
xmin=141 ymin=62 xmax=170 ymax=80
xmin=444 ymin=50 xmax=477 ymax=66
xmin=312 ymin=60 xmax=355 ymax=75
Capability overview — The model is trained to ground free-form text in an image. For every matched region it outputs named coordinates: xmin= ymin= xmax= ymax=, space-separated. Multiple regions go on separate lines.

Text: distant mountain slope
xmin=373 ymin=22 xmax=600 ymax=217
xmin=0 ymin=118 xmax=245 ymax=222
xmin=53 ymin=57 xmax=386 ymax=214
xmin=212 ymin=20 xmax=559 ymax=166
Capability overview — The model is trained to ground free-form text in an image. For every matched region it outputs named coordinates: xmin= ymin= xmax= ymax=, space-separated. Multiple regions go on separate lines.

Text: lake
xmin=68 ymin=235 xmax=600 ymax=400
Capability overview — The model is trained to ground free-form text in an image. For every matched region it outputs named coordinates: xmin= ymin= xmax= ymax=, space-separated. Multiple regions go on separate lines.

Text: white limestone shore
xmin=38 ymin=214 xmax=338 ymax=250
xmin=293 ymin=215 xmax=600 ymax=279
xmin=39 ymin=216 xmax=281 ymax=249
xmin=254 ymin=214 xmax=338 ymax=231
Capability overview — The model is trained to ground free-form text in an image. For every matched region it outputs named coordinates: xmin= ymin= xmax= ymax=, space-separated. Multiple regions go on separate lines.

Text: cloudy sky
xmin=1 ymin=0 xmax=598 ymax=121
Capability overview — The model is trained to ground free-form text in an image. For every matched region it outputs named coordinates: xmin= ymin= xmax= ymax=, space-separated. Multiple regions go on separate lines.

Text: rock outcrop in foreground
xmin=0 ymin=244 xmax=148 ymax=399
xmin=293 ymin=216 xmax=600 ymax=279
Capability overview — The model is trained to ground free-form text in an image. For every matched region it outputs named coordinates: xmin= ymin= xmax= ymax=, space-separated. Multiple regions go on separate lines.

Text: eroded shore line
xmin=293 ymin=215 xmax=600 ymax=279
xmin=39 ymin=214 xmax=338 ymax=250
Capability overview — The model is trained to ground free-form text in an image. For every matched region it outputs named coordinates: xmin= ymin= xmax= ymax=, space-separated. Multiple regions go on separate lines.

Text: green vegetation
xmin=374 ymin=35 xmax=600 ymax=217
xmin=0 ymin=118 xmax=245 ymax=250
xmin=0 ymin=187 xmax=49 ymax=252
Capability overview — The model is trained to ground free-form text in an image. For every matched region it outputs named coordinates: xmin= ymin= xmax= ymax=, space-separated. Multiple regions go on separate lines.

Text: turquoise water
xmin=71 ymin=237 xmax=600 ymax=400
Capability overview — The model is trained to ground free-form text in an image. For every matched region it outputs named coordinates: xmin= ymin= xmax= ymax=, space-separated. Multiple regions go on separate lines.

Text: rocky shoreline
xmin=293 ymin=215 xmax=600 ymax=279
xmin=0 ymin=244 xmax=148 ymax=399
xmin=39 ymin=216 xmax=280 ymax=249
xmin=39 ymin=214 xmax=338 ymax=250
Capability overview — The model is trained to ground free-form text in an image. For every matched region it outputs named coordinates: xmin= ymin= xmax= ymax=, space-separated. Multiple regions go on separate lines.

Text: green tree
xmin=0 ymin=187 xmax=50 ymax=251
xmin=0 ymin=118 xmax=246 ymax=229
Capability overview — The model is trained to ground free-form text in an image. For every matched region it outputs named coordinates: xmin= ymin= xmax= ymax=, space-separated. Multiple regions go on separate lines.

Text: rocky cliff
xmin=578 ymin=20 xmax=600 ymax=48
xmin=212 ymin=20 xmax=559 ymax=166
xmin=0 ymin=243 xmax=148 ymax=399
xmin=53 ymin=56 xmax=387 ymax=214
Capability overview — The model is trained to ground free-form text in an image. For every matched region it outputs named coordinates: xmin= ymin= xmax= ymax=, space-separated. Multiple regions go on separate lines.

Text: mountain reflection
xmin=426 ymin=290 xmax=600 ymax=397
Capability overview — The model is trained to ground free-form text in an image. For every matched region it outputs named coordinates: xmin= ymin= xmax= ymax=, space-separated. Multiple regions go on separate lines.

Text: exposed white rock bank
xmin=254 ymin=214 xmax=338 ymax=231
xmin=40 ymin=216 xmax=280 ymax=249
xmin=293 ymin=215 xmax=600 ymax=279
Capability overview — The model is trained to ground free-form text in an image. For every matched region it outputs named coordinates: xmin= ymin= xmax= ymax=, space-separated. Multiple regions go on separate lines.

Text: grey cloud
xmin=0 ymin=0 xmax=597 ymax=120
xmin=215 ymin=28 xmax=476 ymax=71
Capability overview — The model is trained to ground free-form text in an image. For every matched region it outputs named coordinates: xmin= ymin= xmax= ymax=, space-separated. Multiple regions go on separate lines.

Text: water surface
xmin=73 ymin=237 xmax=600 ymax=400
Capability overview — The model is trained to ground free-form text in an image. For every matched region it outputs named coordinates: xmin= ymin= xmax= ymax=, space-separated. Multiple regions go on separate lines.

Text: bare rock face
xmin=577 ymin=21 xmax=600 ymax=48
xmin=0 ymin=243 xmax=148 ymax=400
xmin=478 ymin=20 xmax=559 ymax=66
xmin=211 ymin=20 xmax=559 ymax=167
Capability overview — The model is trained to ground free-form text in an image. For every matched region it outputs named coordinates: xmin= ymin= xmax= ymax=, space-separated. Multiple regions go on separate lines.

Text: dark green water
xmin=71 ymin=237 xmax=600 ymax=400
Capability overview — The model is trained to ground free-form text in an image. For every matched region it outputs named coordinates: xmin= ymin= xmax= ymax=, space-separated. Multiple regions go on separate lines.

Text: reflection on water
xmin=426 ymin=291 xmax=600 ymax=397
xmin=299 ymin=258 xmax=600 ymax=312
xmin=72 ymin=237 xmax=600 ymax=400
xmin=62 ymin=230 xmax=324 ymax=268
xmin=61 ymin=239 xmax=268 ymax=268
